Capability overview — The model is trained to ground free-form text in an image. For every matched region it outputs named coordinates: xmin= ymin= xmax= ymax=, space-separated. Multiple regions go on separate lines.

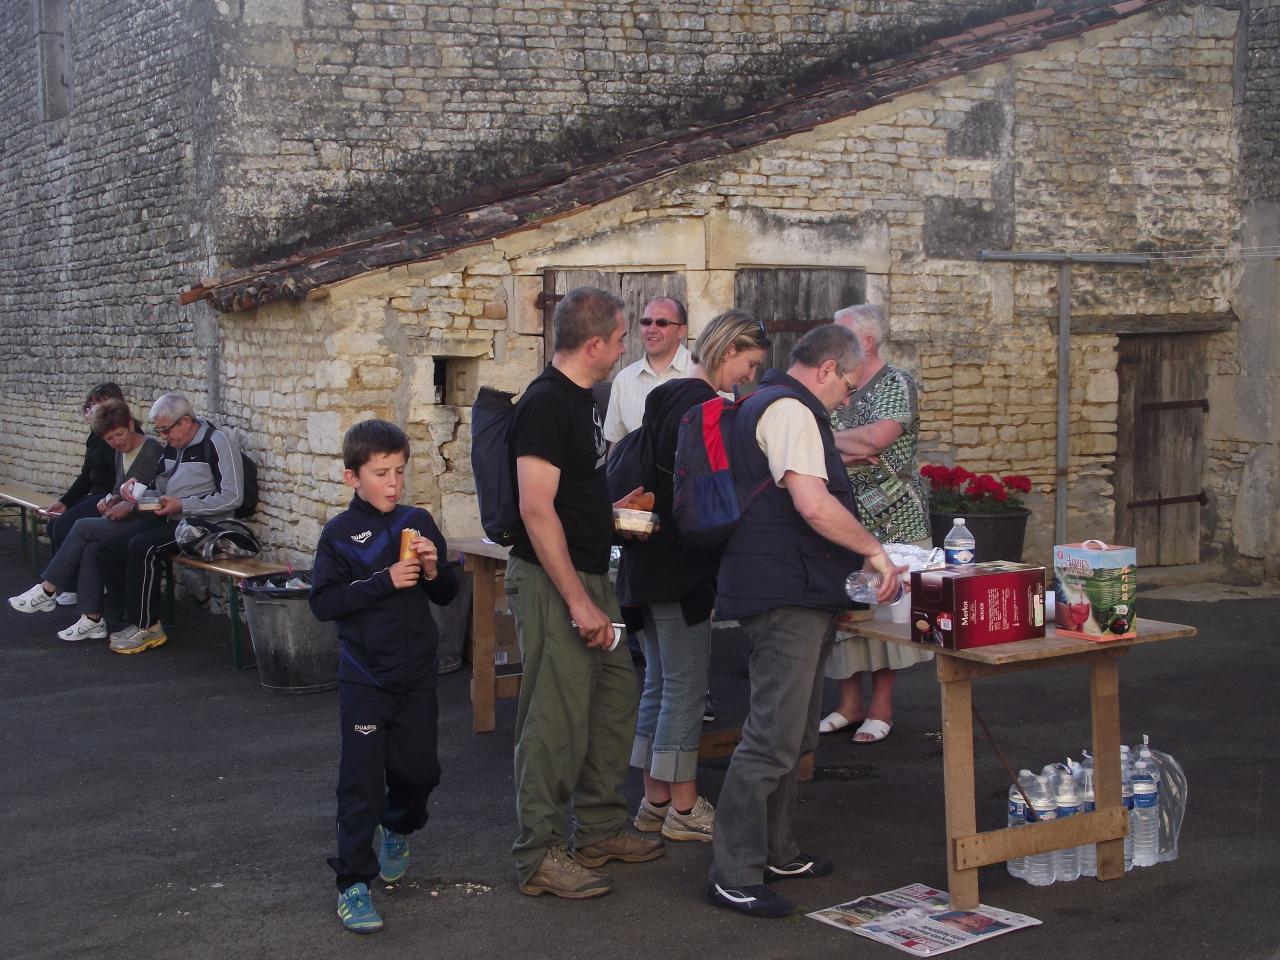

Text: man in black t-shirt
xmin=507 ymin=286 xmax=664 ymax=900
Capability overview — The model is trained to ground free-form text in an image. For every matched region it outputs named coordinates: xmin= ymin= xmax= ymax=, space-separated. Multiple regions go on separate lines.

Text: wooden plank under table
xmin=453 ymin=537 xmax=514 ymax=733
xmin=841 ymin=612 xmax=1196 ymax=910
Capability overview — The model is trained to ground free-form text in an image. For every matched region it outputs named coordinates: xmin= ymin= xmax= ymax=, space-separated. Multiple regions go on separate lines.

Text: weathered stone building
xmin=3 ymin=0 xmax=1279 ymax=578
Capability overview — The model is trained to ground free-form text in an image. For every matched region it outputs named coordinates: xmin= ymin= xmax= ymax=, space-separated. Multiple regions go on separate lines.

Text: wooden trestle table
xmin=839 ymin=611 xmax=1196 ymax=910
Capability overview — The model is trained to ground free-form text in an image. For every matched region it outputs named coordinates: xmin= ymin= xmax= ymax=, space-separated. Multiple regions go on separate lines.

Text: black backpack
xmin=199 ymin=425 xmax=260 ymax=519
xmin=470 ymin=386 xmax=521 ymax=545
xmin=605 ymin=423 xmax=657 ymax=502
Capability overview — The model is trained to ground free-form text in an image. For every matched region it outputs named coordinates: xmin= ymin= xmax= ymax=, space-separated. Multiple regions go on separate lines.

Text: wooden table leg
xmin=938 ymin=657 xmax=980 ymax=910
xmin=467 ymin=555 xmax=497 ymax=733
xmin=1090 ymin=652 xmax=1126 ymax=879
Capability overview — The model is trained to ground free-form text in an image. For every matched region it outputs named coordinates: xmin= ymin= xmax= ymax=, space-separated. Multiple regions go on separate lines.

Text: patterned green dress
xmin=826 ymin=362 xmax=933 ymax=676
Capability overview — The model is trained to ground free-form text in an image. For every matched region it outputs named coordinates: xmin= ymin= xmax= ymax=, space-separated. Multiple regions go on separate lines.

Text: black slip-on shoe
xmin=765 ymin=854 xmax=834 ymax=882
xmin=706 ymin=881 xmax=793 ymax=918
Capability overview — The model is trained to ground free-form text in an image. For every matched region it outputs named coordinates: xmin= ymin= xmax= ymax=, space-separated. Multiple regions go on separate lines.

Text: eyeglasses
xmin=639 ymin=317 xmax=685 ymax=328
xmin=837 ymin=368 xmax=858 ymax=396
xmin=152 ymin=415 xmax=190 ymax=437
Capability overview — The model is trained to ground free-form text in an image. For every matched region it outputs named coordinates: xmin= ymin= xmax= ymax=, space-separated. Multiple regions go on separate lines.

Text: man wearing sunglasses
xmin=96 ymin=392 xmax=245 ymax=655
xmin=602 ymin=297 xmax=691 ymax=444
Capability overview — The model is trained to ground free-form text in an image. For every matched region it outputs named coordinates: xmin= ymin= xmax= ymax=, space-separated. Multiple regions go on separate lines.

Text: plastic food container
xmin=613 ymin=508 xmax=658 ymax=535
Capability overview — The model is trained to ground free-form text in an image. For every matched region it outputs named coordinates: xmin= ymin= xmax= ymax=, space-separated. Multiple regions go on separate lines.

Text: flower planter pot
xmin=930 ymin=509 xmax=1031 ymax=563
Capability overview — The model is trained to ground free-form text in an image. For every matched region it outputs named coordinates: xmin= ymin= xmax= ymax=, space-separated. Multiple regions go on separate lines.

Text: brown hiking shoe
xmin=573 ymin=830 xmax=665 ymax=869
xmin=518 ymin=845 xmax=612 ymax=899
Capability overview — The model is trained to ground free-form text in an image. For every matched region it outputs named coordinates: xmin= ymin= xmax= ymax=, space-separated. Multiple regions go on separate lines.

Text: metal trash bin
xmin=434 ymin=561 xmax=471 ymax=675
xmin=240 ymin=571 xmax=338 ymax=694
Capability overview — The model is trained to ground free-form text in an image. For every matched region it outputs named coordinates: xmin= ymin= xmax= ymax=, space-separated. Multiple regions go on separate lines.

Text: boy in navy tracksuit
xmin=310 ymin=419 xmax=458 ymax=934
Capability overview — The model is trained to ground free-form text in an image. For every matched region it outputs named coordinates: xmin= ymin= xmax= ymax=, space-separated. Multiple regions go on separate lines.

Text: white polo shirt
xmin=602 ymin=343 xmax=693 ymax=443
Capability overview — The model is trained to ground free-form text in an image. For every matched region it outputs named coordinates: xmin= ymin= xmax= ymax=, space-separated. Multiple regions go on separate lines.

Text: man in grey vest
xmin=707 ymin=324 xmax=904 ymax=918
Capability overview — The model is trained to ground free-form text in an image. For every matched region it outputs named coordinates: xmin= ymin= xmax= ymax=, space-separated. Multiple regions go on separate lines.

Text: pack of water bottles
xmin=1006 ymin=734 xmax=1186 ymax=886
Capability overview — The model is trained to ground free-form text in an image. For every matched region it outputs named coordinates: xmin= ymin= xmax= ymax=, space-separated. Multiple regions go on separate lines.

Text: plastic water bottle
xmin=1075 ymin=757 xmax=1098 ymax=877
xmin=1023 ymin=775 xmax=1057 ymax=886
xmin=1052 ymin=768 xmax=1082 ymax=881
xmin=1121 ymin=746 xmax=1135 ymax=871
xmin=943 ymin=517 xmax=976 ymax=565
xmin=845 ymin=570 xmax=904 ymax=605
xmin=1131 ymin=758 xmax=1160 ymax=867
xmin=1006 ymin=769 xmax=1035 ymax=879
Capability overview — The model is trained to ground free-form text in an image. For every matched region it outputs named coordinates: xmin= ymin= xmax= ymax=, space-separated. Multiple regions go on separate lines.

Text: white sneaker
xmin=9 ymin=584 xmax=57 ymax=614
xmin=55 ymin=591 xmax=78 ymax=606
xmin=58 ymin=615 xmax=108 ymax=642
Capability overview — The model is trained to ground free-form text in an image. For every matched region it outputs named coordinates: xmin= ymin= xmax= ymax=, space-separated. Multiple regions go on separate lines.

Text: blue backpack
xmin=671 ymin=395 xmax=772 ymax=552
xmin=470 ymin=386 xmax=521 ymax=545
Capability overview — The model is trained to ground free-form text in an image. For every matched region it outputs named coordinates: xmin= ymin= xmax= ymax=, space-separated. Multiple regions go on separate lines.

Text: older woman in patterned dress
xmin=822 ymin=304 xmax=933 ymax=743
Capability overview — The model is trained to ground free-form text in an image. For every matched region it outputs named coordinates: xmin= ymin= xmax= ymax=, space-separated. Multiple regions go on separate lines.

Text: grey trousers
xmin=710 ymin=605 xmax=838 ymax=886
xmin=41 ymin=514 xmax=156 ymax=617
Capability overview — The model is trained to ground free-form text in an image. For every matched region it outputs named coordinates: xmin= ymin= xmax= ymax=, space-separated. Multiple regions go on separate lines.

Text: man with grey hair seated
xmin=97 ymin=392 xmax=244 ymax=655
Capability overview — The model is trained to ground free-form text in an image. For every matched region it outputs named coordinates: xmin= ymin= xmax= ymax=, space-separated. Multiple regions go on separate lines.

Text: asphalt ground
xmin=2 ymin=524 xmax=1277 ymax=960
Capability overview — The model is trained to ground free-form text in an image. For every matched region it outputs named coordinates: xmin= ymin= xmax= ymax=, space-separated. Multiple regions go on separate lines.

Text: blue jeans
xmin=630 ymin=601 xmax=711 ymax=784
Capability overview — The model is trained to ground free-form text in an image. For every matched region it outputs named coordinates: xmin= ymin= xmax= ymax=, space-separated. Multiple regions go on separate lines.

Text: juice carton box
xmin=1052 ymin=540 xmax=1137 ymax=641
xmin=910 ymin=561 xmax=1046 ymax=650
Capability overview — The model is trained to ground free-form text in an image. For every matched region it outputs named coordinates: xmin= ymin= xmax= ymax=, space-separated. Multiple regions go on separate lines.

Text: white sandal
xmin=851 ymin=718 xmax=893 ymax=743
xmin=819 ymin=711 xmax=858 ymax=734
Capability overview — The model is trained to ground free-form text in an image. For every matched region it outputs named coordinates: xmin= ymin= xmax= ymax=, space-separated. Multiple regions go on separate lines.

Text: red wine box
xmin=1052 ymin=540 xmax=1137 ymax=641
xmin=910 ymin=562 xmax=1046 ymax=649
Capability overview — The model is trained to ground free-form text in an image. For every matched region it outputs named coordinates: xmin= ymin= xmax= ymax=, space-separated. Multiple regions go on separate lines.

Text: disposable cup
xmin=890 ymin=594 xmax=911 ymax=623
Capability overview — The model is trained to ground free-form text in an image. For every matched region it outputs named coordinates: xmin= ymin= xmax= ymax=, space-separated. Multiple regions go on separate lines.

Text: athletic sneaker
xmin=378 ymin=827 xmax=409 ymax=883
xmin=662 ymin=796 xmax=715 ymax=842
xmin=58 ymin=615 xmax=108 ymax=642
xmin=9 ymin=583 xmax=57 ymax=614
xmin=706 ymin=881 xmax=793 ymax=918
xmin=336 ymin=882 xmax=383 ymax=934
xmin=518 ymin=844 xmax=612 ymax=899
xmin=765 ymin=853 xmax=834 ymax=882
xmin=55 ymin=591 xmax=78 ymax=606
xmin=633 ymin=797 xmax=668 ymax=833
xmin=703 ymin=692 xmax=717 ymax=723
xmin=109 ymin=622 xmax=168 ymax=655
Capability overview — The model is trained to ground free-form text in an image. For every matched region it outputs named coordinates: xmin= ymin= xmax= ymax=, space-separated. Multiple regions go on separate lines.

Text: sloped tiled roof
xmin=182 ymin=1 xmax=1168 ymax=313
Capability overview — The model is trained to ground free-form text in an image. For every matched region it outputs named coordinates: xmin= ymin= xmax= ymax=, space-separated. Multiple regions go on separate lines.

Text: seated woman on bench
xmin=8 ymin=399 xmax=164 ymax=642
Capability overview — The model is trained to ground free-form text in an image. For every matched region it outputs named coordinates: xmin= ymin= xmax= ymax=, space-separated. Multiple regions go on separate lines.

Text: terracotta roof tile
xmin=183 ymin=0 xmax=1172 ymax=312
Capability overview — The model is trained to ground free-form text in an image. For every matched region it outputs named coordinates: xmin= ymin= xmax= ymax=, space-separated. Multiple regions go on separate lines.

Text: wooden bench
xmin=162 ymin=554 xmax=292 ymax=669
xmin=0 ymin=482 xmax=56 ymax=574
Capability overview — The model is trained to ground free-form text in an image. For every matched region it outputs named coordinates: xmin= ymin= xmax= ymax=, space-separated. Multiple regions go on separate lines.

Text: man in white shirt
xmin=602 ymin=297 xmax=692 ymax=443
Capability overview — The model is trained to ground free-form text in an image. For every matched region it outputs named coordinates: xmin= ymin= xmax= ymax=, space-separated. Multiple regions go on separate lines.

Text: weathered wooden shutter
xmin=734 ymin=268 xmax=867 ymax=388
xmin=540 ymin=269 xmax=688 ymax=378
xmin=1113 ymin=334 xmax=1208 ymax=565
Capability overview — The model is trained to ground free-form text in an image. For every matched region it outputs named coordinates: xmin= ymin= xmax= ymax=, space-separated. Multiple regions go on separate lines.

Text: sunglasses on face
xmin=152 ymin=415 xmax=190 ymax=437
xmin=639 ymin=317 xmax=684 ymax=328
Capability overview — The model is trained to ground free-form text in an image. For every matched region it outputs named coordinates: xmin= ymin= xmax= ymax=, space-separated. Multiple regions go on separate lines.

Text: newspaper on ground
xmin=807 ymin=883 xmax=1040 ymax=956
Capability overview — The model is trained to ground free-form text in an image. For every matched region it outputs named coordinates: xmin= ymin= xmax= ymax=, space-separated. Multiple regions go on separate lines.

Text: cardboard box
xmin=1053 ymin=540 xmax=1137 ymax=641
xmin=494 ymin=607 xmax=522 ymax=666
xmin=910 ymin=562 xmax=1046 ymax=650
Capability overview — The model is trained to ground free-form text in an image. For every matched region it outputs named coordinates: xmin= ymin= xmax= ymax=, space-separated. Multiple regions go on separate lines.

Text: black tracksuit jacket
xmin=309 ymin=494 xmax=458 ymax=692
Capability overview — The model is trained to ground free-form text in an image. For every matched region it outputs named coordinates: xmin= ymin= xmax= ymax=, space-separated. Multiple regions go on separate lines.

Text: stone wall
xmin=221 ymin=4 xmax=1243 ymax=571
xmin=0 ymin=0 xmax=219 ymax=494
xmin=211 ymin=0 xmax=1026 ymax=263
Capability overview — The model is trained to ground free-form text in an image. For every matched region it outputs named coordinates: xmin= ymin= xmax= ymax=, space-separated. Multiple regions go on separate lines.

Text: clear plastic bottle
xmin=1006 ymin=769 xmax=1035 ymax=879
xmin=1075 ymin=756 xmax=1098 ymax=877
xmin=1121 ymin=746 xmax=1135 ymax=872
xmin=1023 ymin=774 xmax=1058 ymax=886
xmin=1131 ymin=757 xmax=1161 ymax=867
xmin=845 ymin=570 xmax=904 ymax=605
xmin=943 ymin=517 xmax=976 ymax=566
xmin=1052 ymin=767 xmax=1082 ymax=881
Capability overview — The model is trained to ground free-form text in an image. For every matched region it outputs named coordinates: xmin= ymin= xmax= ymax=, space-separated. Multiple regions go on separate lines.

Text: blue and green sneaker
xmin=337 ymin=882 xmax=383 ymax=934
xmin=378 ymin=827 xmax=410 ymax=883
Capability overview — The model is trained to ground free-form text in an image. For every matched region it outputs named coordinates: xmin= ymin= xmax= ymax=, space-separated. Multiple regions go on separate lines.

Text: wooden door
xmin=733 ymin=268 xmax=867 ymax=393
xmin=1113 ymin=334 xmax=1208 ymax=565
xmin=541 ymin=270 xmax=688 ymax=378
